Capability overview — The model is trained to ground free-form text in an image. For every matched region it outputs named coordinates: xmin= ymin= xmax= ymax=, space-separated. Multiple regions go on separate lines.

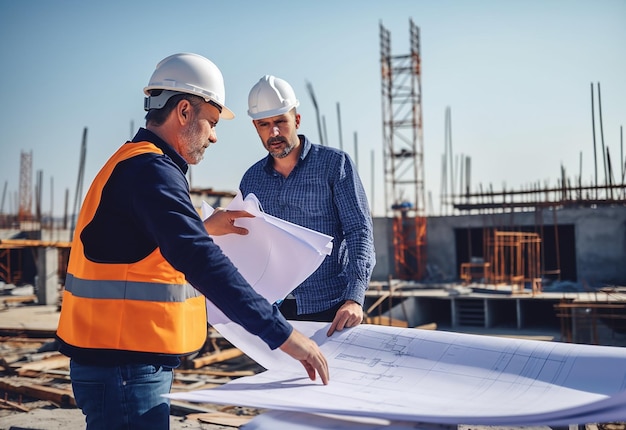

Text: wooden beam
xmin=0 ymin=239 xmax=71 ymax=248
xmin=0 ymin=378 xmax=75 ymax=407
xmin=0 ymin=294 xmax=37 ymax=305
xmin=16 ymin=353 xmax=69 ymax=376
xmin=190 ymin=348 xmax=243 ymax=369
xmin=365 ymin=315 xmax=409 ymax=327
xmin=187 ymin=411 xmax=253 ymax=427
xmin=0 ymin=397 xmax=31 ymax=412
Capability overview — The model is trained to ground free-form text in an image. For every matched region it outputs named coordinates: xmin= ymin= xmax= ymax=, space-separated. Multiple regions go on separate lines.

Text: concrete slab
xmin=0 ymin=303 xmax=60 ymax=333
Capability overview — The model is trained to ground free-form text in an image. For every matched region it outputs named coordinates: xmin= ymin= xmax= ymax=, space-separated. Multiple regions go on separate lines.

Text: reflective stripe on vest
xmin=64 ymin=274 xmax=200 ymax=302
xmin=56 ymin=141 xmax=207 ymax=356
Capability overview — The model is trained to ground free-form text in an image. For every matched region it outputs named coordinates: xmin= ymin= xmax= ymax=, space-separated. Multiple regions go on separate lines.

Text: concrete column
xmin=35 ymin=247 xmax=59 ymax=305
xmin=451 ymin=298 xmax=458 ymax=327
xmin=484 ymin=299 xmax=492 ymax=328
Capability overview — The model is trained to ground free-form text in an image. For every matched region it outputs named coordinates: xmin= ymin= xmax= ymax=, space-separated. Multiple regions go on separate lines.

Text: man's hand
xmin=327 ymin=300 xmax=363 ymax=336
xmin=203 ymin=208 xmax=254 ymax=236
xmin=279 ymin=329 xmax=329 ymax=385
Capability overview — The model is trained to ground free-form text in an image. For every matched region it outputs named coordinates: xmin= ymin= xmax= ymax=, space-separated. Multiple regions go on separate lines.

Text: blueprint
xmin=169 ymin=321 xmax=626 ymax=426
xmin=181 ymin=192 xmax=626 ymax=425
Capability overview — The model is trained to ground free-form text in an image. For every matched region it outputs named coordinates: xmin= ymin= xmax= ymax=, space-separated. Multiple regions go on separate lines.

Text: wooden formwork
xmin=485 ymin=230 xmax=542 ymax=295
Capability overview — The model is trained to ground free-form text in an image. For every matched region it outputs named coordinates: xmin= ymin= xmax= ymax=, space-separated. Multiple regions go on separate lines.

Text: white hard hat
xmin=247 ymin=75 xmax=299 ymax=120
xmin=144 ymin=53 xmax=234 ymax=119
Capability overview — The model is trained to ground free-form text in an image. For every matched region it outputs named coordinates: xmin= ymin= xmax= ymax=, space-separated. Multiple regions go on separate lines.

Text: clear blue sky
xmin=1 ymin=0 xmax=624 ymax=218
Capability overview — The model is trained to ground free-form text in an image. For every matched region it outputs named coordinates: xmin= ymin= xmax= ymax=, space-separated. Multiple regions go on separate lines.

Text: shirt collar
xmin=298 ymin=134 xmax=312 ymax=159
xmin=131 ymin=128 xmax=188 ymax=174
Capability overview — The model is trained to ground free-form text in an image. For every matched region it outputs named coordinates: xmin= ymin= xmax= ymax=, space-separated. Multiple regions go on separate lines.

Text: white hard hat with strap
xmin=144 ymin=53 xmax=234 ymax=120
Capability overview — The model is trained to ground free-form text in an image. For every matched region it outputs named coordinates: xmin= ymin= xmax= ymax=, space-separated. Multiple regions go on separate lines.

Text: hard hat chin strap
xmin=144 ymin=90 xmax=180 ymax=111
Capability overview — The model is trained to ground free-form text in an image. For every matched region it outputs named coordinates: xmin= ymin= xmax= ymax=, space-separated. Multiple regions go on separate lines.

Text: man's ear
xmin=177 ymin=99 xmax=191 ymax=124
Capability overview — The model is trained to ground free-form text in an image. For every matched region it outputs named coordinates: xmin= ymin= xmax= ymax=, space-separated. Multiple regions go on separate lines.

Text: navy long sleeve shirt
xmin=71 ymin=128 xmax=292 ymax=365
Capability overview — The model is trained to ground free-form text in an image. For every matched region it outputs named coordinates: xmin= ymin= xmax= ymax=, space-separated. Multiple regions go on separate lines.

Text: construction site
xmin=1 ymin=19 xmax=625 ymax=429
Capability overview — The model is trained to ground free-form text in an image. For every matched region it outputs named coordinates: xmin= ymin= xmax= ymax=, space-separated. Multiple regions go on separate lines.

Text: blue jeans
xmin=70 ymin=360 xmax=174 ymax=430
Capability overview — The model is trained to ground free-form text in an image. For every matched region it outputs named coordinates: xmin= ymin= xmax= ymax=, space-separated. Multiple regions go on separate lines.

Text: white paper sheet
xmin=201 ymin=191 xmax=333 ymax=308
xmin=241 ymin=410 xmax=439 ymax=429
xmin=200 ymin=191 xmax=333 ymax=370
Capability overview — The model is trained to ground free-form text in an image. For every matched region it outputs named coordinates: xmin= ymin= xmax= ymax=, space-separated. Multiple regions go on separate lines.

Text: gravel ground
xmin=1 ymin=407 xmax=212 ymax=429
xmin=0 ymin=400 xmax=260 ymax=429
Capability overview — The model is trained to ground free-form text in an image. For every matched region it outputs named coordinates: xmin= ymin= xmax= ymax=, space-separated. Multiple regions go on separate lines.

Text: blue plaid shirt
xmin=239 ymin=135 xmax=375 ymax=314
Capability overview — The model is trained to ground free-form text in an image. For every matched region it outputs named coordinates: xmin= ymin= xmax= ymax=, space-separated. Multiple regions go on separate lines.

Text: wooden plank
xmin=17 ymin=369 xmax=71 ymax=379
xmin=176 ymin=368 xmax=256 ymax=378
xmin=0 ymin=397 xmax=31 ymax=412
xmin=365 ymin=315 xmax=409 ymax=327
xmin=187 ymin=411 xmax=254 ymax=426
xmin=190 ymin=348 xmax=243 ymax=369
xmin=0 ymin=327 xmax=57 ymax=338
xmin=0 ymin=336 xmax=53 ymax=343
xmin=0 ymin=294 xmax=37 ymax=305
xmin=0 ymin=379 xmax=75 ymax=407
xmin=16 ymin=353 xmax=69 ymax=376
xmin=0 ymin=239 xmax=71 ymax=248
xmin=415 ymin=322 xmax=437 ymax=330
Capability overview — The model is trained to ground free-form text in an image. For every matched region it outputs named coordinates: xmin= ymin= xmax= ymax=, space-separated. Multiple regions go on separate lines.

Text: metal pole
xmin=619 ymin=125 xmax=626 ymax=189
xmin=371 ymin=149 xmax=375 ymax=216
xmin=590 ymin=83 xmax=598 ymax=199
xmin=353 ymin=131 xmax=359 ymax=171
xmin=597 ymin=82 xmax=608 ymax=189
xmin=336 ymin=102 xmax=344 ymax=151
xmin=306 ymin=81 xmax=324 ymax=146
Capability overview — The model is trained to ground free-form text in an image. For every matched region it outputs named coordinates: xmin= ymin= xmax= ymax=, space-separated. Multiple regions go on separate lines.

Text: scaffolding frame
xmin=380 ymin=18 xmax=426 ymax=280
xmin=484 ymin=230 xmax=542 ymax=294
xmin=0 ymin=245 xmax=23 ymax=285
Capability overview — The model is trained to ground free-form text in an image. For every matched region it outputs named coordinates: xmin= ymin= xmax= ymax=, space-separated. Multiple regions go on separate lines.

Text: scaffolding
xmin=447 ymin=82 xmax=626 ymax=215
xmin=488 ymin=230 xmax=542 ymax=294
xmin=451 ymin=183 xmax=626 ymax=214
xmin=0 ymin=238 xmax=71 ymax=304
xmin=555 ymin=295 xmax=626 ymax=346
xmin=380 ymin=19 xmax=426 ymax=280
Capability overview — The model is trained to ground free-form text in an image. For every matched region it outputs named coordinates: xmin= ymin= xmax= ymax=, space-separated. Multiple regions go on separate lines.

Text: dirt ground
xmin=0 ymin=302 xmax=263 ymax=429
xmin=0 ymin=398 xmax=263 ymax=429
xmin=1 ymin=405 xmax=221 ymax=429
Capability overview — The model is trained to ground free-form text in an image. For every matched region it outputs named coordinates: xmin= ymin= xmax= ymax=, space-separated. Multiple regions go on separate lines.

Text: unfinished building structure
xmin=380 ymin=18 xmax=427 ymax=281
xmin=369 ymin=21 xmax=626 ymax=344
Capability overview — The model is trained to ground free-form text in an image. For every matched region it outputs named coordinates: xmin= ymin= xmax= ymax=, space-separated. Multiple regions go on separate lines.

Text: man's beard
xmin=266 ymin=137 xmax=295 ymax=159
xmin=182 ymin=119 xmax=205 ymax=164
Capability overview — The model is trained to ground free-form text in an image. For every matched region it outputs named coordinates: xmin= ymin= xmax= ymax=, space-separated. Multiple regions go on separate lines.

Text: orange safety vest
xmin=56 ymin=142 xmax=207 ymax=356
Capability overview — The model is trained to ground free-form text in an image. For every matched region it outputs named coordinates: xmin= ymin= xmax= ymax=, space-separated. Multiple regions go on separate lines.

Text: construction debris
xmin=0 ymin=320 xmax=266 ymax=428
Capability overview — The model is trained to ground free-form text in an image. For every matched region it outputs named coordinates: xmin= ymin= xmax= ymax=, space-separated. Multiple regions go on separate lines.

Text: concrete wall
xmin=371 ymin=206 xmax=626 ymax=285
xmin=371 ymin=217 xmax=394 ymax=281
xmin=570 ymin=207 xmax=626 ymax=285
xmin=421 ymin=206 xmax=626 ymax=286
